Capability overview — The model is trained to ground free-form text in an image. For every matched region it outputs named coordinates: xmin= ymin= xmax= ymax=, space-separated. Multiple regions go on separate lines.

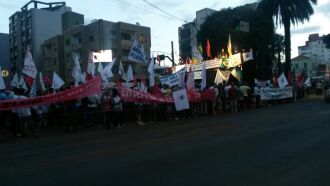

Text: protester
xmin=112 ymin=88 xmax=123 ymax=128
xmin=228 ymin=82 xmax=237 ymax=113
xmin=101 ymin=88 xmax=113 ymax=130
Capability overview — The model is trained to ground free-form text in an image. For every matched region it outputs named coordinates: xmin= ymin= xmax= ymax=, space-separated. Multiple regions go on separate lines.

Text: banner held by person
xmin=22 ymin=48 xmax=37 ymax=79
xmin=173 ymin=88 xmax=190 ymax=111
xmin=277 ymin=72 xmax=288 ymax=89
xmin=0 ymin=76 xmax=101 ymax=111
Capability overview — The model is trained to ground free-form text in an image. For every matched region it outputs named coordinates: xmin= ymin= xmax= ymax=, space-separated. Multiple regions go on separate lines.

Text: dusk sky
xmin=0 ymin=0 xmax=329 ymax=62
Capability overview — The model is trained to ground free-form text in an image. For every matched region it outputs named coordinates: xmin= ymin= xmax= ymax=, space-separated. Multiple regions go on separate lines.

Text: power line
xmin=140 ymin=0 xmax=188 ymax=23
xmin=115 ymin=0 xmax=175 ymax=21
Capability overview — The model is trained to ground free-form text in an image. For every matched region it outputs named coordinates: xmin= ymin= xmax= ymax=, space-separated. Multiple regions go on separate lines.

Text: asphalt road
xmin=1 ymin=97 xmax=330 ymax=186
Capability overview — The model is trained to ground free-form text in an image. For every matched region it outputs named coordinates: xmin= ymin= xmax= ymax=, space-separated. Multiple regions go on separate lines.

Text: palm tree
xmin=258 ymin=0 xmax=318 ymax=75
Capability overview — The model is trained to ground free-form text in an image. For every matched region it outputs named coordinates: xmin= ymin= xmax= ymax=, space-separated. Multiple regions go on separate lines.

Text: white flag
xmin=97 ymin=63 xmax=108 ymax=83
xmin=277 ymin=72 xmax=288 ymax=89
xmin=128 ymin=38 xmax=146 ymax=63
xmin=214 ymin=69 xmax=223 ymax=85
xmin=186 ymin=67 xmax=195 ymax=91
xmin=11 ymin=73 xmax=19 ymax=88
xmin=119 ymin=61 xmax=127 ymax=81
xmin=51 ymin=72 xmax=64 ymax=90
xmin=242 ymin=51 xmax=254 ymax=62
xmin=18 ymin=76 xmax=28 ymax=90
xmin=172 ymin=88 xmax=190 ymax=111
xmin=22 ymin=48 xmax=37 ymax=79
xmin=0 ymin=67 xmax=6 ymax=90
xmin=87 ymin=63 xmax=95 ymax=78
xmin=39 ymin=72 xmax=46 ymax=91
xmin=201 ymin=62 xmax=206 ymax=90
xmin=29 ymin=80 xmax=37 ymax=97
xmin=101 ymin=58 xmax=115 ymax=78
xmin=72 ymin=53 xmax=82 ymax=86
xmin=126 ymin=64 xmax=134 ymax=82
xmin=148 ymin=58 xmax=155 ymax=87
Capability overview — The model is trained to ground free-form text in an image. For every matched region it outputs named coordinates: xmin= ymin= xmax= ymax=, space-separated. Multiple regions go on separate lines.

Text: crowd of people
xmin=0 ymin=77 xmax=322 ymax=138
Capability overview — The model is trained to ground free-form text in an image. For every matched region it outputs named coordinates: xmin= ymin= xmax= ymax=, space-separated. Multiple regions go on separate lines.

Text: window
xmin=110 ymin=31 xmax=117 ymax=40
xmin=89 ymin=35 xmax=94 ymax=42
xmin=121 ymin=32 xmax=131 ymax=41
xmin=295 ymin=64 xmax=299 ymax=69
xmin=304 ymin=63 xmax=307 ymax=69
xmin=53 ymin=58 xmax=57 ymax=65
xmin=65 ymin=39 xmax=70 ymax=46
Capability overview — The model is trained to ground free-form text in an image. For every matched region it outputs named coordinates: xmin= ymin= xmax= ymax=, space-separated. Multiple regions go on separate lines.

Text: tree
xmin=258 ymin=0 xmax=318 ymax=75
xmin=323 ymin=34 xmax=330 ymax=49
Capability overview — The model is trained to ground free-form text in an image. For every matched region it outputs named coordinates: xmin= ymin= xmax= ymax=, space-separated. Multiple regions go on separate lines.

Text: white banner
xmin=260 ymin=86 xmax=293 ymax=100
xmin=173 ymin=88 xmax=190 ymax=111
xmin=186 ymin=59 xmax=221 ymax=71
xmin=128 ymin=39 xmax=146 ymax=63
xmin=22 ymin=49 xmax=37 ymax=79
xmin=159 ymin=73 xmax=178 ymax=87
xmin=91 ymin=50 xmax=112 ymax=63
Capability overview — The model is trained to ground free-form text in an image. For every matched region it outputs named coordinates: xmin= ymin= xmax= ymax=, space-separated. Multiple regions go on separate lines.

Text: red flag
xmin=287 ymin=71 xmax=292 ymax=85
xmin=206 ymin=38 xmax=211 ymax=58
xmin=185 ymin=57 xmax=192 ymax=64
xmin=152 ymin=84 xmax=163 ymax=97
xmin=24 ymin=75 xmax=34 ymax=87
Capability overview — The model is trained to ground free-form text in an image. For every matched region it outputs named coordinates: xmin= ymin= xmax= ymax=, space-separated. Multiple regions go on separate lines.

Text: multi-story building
xmin=0 ymin=33 xmax=10 ymax=86
xmin=9 ymin=1 xmax=71 ymax=73
xmin=42 ymin=19 xmax=151 ymax=82
xmin=291 ymin=55 xmax=318 ymax=77
xmin=298 ymin=33 xmax=330 ymax=64
xmin=178 ymin=8 xmax=216 ymax=61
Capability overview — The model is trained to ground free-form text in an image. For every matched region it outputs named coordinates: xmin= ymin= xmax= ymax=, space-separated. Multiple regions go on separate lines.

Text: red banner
xmin=119 ymin=85 xmax=215 ymax=104
xmin=0 ymin=76 xmax=101 ymax=111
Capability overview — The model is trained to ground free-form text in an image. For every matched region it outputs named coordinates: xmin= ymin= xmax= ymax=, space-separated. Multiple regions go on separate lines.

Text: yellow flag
xmin=227 ymin=34 xmax=232 ymax=58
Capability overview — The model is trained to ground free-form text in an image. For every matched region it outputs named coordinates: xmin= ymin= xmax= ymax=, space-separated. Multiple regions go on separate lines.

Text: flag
xmin=193 ymin=46 xmax=203 ymax=63
xmin=11 ymin=73 xmax=19 ymax=88
xmin=119 ymin=61 xmax=127 ymax=81
xmin=101 ymin=58 xmax=115 ymax=78
xmin=277 ymin=72 xmax=288 ymax=89
xmin=242 ymin=51 xmax=253 ymax=62
xmin=97 ymin=63 xmax=108 ymax=83
xmin=231 ymin=68 xmax=242 ymax=81
xmin=201 ymin=62 xmax=206 ymax=91
xmin=29 ymin=80 xmax=37 ymax=97
xmin=172 ymin=88 xmax=190 ymax=111
xmin=51 ymin=72 xmax=64 ymax=90
xmin=126 ymin=64 xmax=134 ymax=82
xmin=87 ymin=63 xmax=95 ymax=77
xmin=72 ymin=53 xmax=82 ymax=86
xmin=198 ymin=44 xmax=203 ymax=54
xmin=186 ymin=67 xmax=195 ymax=91
xmin=0 ymin=67 xmax=6 ymax=90
xmin=18 ymin=76 xmax=28 ymax=90
xmin=206 ymin=38 xmax=211 ymax=58
xmin=128 ymin=38 xmax=146 ymax=63
xmin=185 ymin=57 xmax=192 ymax=64
xmin=228 ymin=53 xmax=242 ymax=68
xmin=227 ymin=34 xmax=232 ymax=58
xmin=214 ymin=69 xmax=223 ymax=85
xmin=148 ymin=58 xmax=155 ymax=87
xmin=39 ymin=72 xmax=46 ymax=91
xmin=152 ymin=83 xmax=163 ymax=97
xmin=22 ymin=47 xmax=37 ymax=79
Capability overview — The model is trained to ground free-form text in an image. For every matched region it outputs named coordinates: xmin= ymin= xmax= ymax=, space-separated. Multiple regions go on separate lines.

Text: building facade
xmin=291 ymin=55 xmax=318 ymax=77
xmin=42 ymin=19 xmax=151 ymax=82
xmin=178 ymin=8 xmax=216 ymax=61
xmin=298 ymin=33 xmax=330 ymax=65
xmin=9 ymin=1 xmax=71 ymax=74
xmin=0 ymin=33 xmax=10 ymax=86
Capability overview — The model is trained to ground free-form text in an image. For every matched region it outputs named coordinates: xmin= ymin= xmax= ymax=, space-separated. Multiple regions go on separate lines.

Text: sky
xmin=0 ymin=0 xmax=330 ymax=63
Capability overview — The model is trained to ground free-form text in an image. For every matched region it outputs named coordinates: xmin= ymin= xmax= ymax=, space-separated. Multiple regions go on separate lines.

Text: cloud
xmin=0 ymin=3 xmax=19 ymax=10
xmin=316 ymin=1 xmax=330 ymax=16
xmin=291 ymin=25 xmax=321 ymax=34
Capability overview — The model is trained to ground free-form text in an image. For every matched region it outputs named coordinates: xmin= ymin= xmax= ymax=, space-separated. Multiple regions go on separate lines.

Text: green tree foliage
xmin=323 ymin=34 xmax=330 ymax=49
xmin=258 ymin=0 xmax=318 ymax=75
xmin=197 ymin=3 xmax=274 ymax=59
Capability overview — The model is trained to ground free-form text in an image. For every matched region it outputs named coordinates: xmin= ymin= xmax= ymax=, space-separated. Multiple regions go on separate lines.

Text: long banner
xmin=119 ymin=85 xmax=215 ymax=104
xmin=260 ymin=86 xmax=293 ymax=100
xmin=0 ymin=76 xmax=101 ymax=111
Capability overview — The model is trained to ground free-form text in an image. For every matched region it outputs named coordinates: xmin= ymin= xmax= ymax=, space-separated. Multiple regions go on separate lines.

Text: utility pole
xmin=171 ymin=41 xmax=175 ymax=67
